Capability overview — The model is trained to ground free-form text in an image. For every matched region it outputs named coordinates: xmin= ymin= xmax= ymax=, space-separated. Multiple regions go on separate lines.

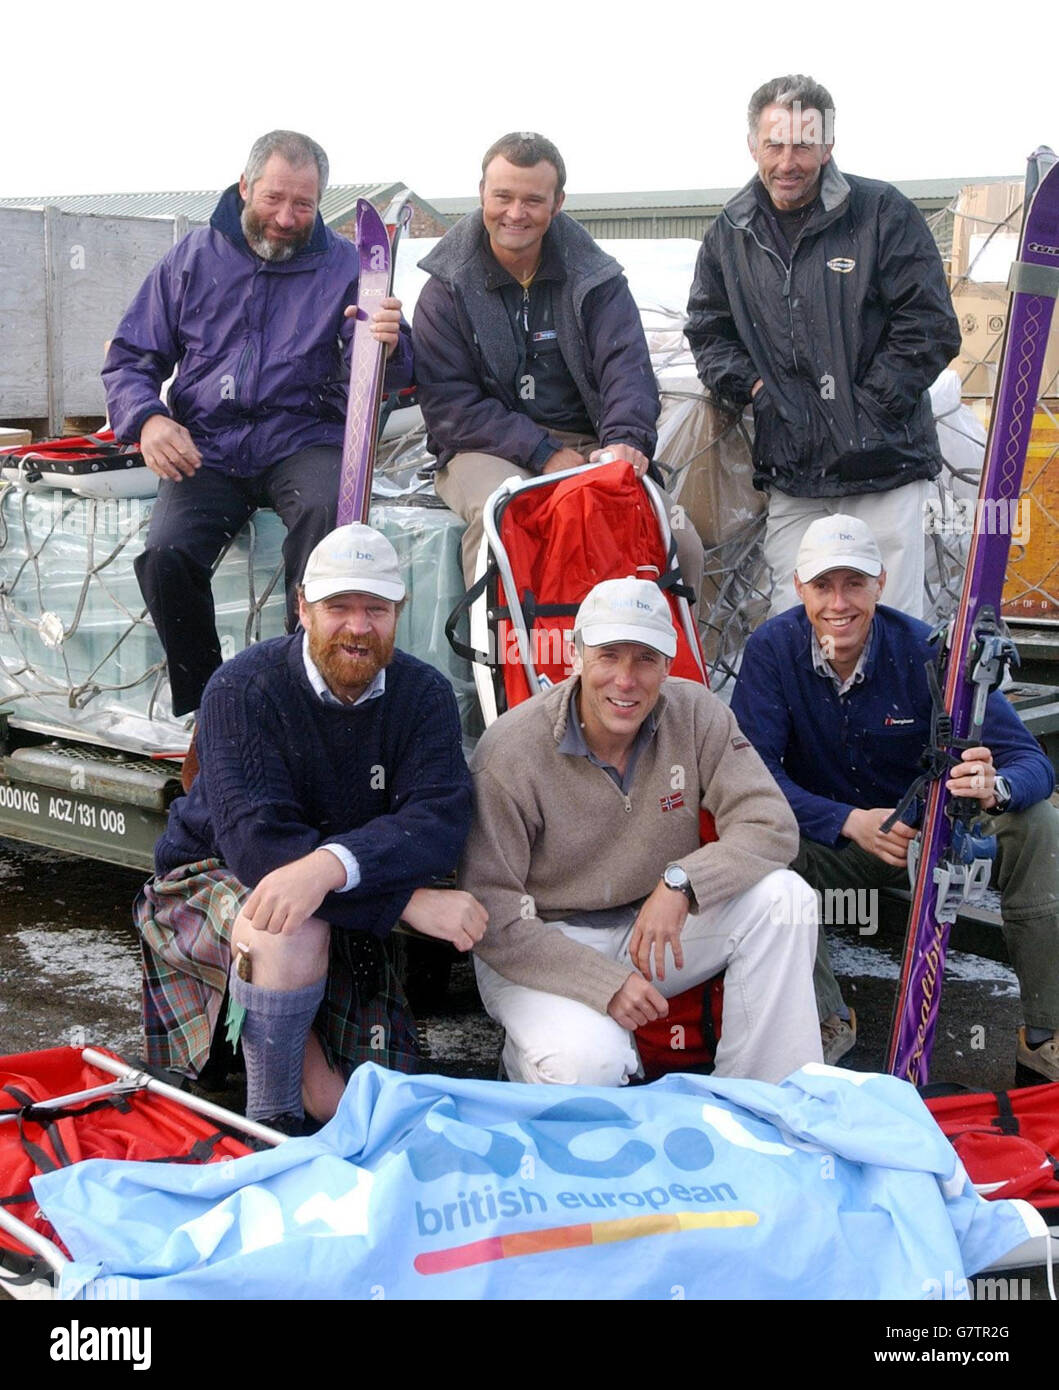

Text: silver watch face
xmin=664 ymin=864 xmax=690 ymax=891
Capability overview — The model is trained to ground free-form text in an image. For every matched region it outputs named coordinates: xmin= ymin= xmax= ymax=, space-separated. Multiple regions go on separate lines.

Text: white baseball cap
xmin=302 ymin=524 xmax=406 ymax=603
xmin=795 ymin=515 xmax=884 ymax=583
xmin=574 ymin=577 xmax=677 ymax=658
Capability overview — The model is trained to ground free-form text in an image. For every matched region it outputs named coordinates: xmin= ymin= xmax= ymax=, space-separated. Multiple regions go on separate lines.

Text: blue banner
xmin=33 ymin=1064 xmax=1037 ymax=1300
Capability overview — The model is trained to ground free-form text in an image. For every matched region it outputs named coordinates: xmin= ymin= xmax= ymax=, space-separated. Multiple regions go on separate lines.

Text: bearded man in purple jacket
xmin=104 ymin=130 xmax=413 ymax=718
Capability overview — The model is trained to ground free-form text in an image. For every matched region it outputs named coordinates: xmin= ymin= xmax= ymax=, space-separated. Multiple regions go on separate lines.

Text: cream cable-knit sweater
xmin=461 ymin=675 xmax=798 ymax=1013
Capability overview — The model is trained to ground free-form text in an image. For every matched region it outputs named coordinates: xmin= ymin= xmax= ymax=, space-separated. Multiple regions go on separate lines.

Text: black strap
xmin=141 ymin=1132 xmax=228 ymax=1165
xmin=1 ymin=1081 xmax=138 ymax=1178
xmin=3 ymin=1086 xmax=132 ymax=1128
xmin=658 ymin=568 xmax=695 ymax=604
xmin=445 ymin=566 xmax=496 ymax=665
xmin=2 ymin=1086 xmax=60 ymax=1175
xmin=518 ymin=589 xmax=580 ymax=633
xmin=2 ymin=1080 xmax=230 ymax=1187
xmin=883 ymin=657 xmax=957 ymax=833
xmin=991 ymin=1090 xmax=1019 ymax=1136
xmin=700 ymin=978 xmax=720 ymax=1063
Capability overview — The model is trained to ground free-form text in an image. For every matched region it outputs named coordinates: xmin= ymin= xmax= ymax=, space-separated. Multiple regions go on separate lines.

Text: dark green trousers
xmin=792 ymin=800 xmax=1059 ymax=1030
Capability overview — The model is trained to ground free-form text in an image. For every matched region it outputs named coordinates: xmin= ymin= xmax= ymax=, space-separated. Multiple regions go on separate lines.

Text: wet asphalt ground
xmin=0 ymin=835 xmax=1032 ymax=1089
xmin=0 ymin=835 xmax=1052 ymax=1301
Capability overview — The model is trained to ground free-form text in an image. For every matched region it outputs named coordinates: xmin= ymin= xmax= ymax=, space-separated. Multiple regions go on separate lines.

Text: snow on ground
xmin=15 ymin=925 xmax=141 ymax=1006
xmin=829 ymin=934 xmax=1019 ymax=996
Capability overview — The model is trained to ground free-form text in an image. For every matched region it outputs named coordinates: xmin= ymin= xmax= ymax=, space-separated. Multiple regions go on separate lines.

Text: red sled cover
xmin=491 ymin=460 xmax=706 ymax=707
xmin=448 ymin=460 xmax=723 ymax=1074
xmin=924 ymin=1083 xmax=1059 ymax=1217
xmin=0 ymin=1046 xmax=250 ymax=1262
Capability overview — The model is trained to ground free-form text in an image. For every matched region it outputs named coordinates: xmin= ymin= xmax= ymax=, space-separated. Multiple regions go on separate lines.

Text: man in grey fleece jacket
xmin=461 ymin=577 xmax=822 ymax=1086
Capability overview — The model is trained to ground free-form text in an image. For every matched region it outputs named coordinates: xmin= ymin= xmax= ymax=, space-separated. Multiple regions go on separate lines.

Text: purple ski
xmin=886 ymin=149 xmax=1059 ymax=1085
xmin=337 ymin=193 xmax=412 ymax=525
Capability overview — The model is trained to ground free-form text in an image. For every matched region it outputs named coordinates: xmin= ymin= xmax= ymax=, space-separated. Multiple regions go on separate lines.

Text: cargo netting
xmin=927 ymin=183 xmax=1059 ymax=625
xmin=0 ymin=482 xmax=477 ymax=754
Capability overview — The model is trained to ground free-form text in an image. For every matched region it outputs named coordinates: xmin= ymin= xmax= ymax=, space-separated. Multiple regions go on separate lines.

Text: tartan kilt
xmin=134 ymin=858 xmax=422 ymax=1081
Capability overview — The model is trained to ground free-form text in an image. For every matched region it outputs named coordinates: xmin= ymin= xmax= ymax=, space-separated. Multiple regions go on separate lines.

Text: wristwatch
xmin=662 ymin=863 xmax=696 ymax=905
xmin=990 ymin=774 xmax=1012 ymax=814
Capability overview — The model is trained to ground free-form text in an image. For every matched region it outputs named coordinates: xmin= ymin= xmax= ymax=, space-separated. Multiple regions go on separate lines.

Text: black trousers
xmin=135 ymin=446 xmax=341 ymax=716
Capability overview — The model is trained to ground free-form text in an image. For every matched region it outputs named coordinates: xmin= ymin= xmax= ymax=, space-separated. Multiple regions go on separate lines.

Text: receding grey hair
xmin=244 ymin=130 xmax=329 ymax=197
xmin=747 ymin=75 xmax=835 ymax=138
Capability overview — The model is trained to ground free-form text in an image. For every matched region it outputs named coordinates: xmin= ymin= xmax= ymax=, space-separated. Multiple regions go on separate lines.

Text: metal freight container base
xmin=0 ymin=715 xmax=178 ymax=870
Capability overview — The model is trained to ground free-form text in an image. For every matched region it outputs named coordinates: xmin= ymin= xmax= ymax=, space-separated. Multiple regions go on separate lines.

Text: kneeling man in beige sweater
xmin=461 ymin=576 xmax=823 ymax=1086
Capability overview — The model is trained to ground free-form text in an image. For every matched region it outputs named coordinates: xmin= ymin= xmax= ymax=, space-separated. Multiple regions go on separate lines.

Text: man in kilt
xmin=135 ymin=524 xmax=484 ymax=1132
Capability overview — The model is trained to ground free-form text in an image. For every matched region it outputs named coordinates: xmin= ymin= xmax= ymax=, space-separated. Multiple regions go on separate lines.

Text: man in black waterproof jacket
xmin=686 ymin=75 xmax=961 ymax=617
xmin=413 ymin=131 xmax=703 ymax=593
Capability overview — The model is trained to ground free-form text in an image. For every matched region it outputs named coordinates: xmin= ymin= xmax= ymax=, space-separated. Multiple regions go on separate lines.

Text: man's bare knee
xmin=230 ymin=912 xmax=330 ymax=989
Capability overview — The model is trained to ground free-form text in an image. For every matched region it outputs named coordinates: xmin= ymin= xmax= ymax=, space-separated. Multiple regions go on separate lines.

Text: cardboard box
xmin=0 ymin=427 xmax=31 ymax=450
xmin=950 ymin=283 xmax=1059 ymax=398
xmin=950 ymin=180 xmax=1024 ymax=284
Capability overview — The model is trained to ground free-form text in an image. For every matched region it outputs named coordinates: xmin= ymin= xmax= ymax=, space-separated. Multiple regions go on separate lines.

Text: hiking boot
xmin=1016 ymin=1028 xmax=1059 ymax=1083
xmin=820 ymin=1009 xmax=857 ymax=1066
xmin=241 ymin=1112 xmax=307 ymax=1152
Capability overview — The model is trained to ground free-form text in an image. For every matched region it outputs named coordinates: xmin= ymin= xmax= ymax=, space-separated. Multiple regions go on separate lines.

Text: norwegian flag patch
xmin=660 ymin=792 xmax=685 ymax=812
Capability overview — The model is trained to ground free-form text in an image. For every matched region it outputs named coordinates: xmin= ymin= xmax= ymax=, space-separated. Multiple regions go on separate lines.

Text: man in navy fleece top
xmin=730 ymin=515 xmax=1059 ymax=1080
xmin=137 ymin=524 xmax=484 ymax=1131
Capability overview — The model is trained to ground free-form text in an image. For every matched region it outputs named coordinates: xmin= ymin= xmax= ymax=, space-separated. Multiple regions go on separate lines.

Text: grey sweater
xmin=461 ymin=676 xmax=798 ymax=1012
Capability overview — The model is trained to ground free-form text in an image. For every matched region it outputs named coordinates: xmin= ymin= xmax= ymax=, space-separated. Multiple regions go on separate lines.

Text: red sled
xmin=445 ymin=459 xmax=723 ymax=1075
xmin=924 ymin=1082 xmax=1059 ymax=1219
xmin=0 ymin=429 xmax=145 ymax=485
xmin=447 ymin=459 xmax=706 ymax=722
xmin=0 ymin=1046 xmax=285 ymax=1298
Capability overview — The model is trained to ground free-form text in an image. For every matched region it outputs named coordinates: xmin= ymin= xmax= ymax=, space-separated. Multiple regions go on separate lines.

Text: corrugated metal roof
xmin=0 ymin=182 xmax=411 ymax=228
xmin=430 ymin=175 xmax=1020 ymax=218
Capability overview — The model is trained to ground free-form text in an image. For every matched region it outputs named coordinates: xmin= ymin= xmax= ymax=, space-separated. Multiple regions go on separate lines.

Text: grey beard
xmin=240 ymin=206 xmax=304 ymax=262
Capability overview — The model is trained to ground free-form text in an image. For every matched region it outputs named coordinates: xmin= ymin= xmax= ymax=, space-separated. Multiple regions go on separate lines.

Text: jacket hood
xmin=419 ymin=208 xmax=621 ymax=297
xmin=723 ymin=160 xmax=852 ymax=230
xmin=210 ymin=183 xmax=331 ymax=263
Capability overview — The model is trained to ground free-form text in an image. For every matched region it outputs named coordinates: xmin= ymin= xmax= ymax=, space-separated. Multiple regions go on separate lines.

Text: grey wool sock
xmin=228 ymin=967 xmax=326 ymax=1122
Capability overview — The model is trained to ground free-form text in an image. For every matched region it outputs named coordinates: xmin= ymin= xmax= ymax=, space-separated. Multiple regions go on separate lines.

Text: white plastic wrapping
xmin=0 ymin=488 xmax=474 ymax=752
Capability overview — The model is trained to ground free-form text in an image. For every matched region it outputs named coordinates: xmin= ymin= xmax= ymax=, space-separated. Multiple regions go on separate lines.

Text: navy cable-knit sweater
xmin=157 ymin=635 xmax=472 ymax=936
